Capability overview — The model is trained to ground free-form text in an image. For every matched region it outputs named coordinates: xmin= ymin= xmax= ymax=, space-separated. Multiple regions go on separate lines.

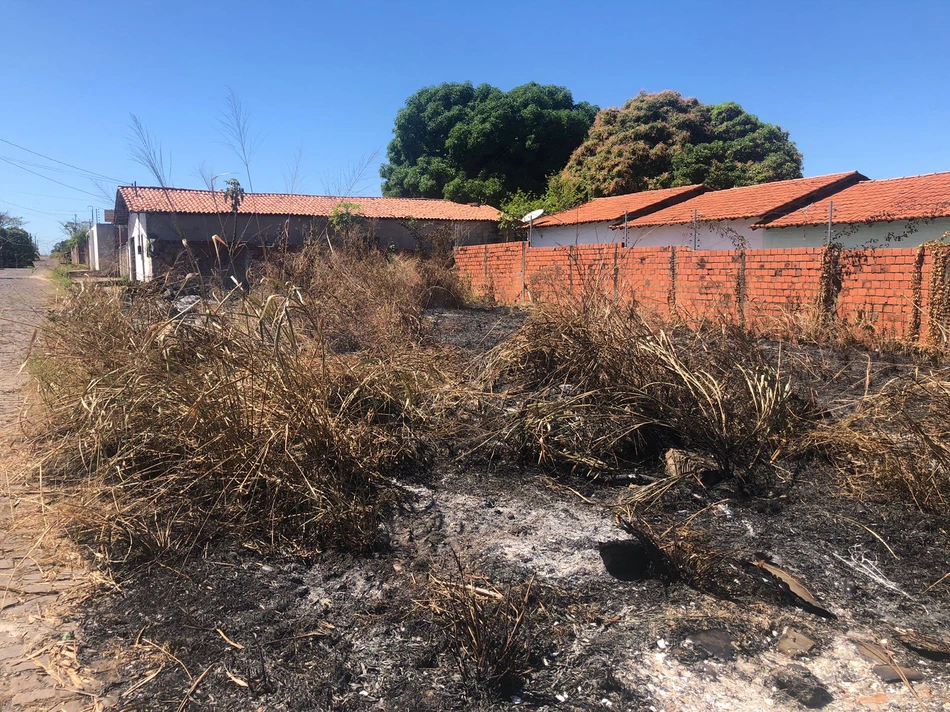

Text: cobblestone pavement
xmin=0 ymin=264 xmax=105 ymax=711
xmin=0 ymin=264 xmax=50 ymax=423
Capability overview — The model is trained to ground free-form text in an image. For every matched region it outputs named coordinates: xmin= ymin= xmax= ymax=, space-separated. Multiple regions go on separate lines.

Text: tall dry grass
xmin=476 ymin=291 xmax=798 ymax=483
xmin=261 ymin=243 xmax=468 ymax=352
xmin=28 ymin=238 xmax=950 ymax=566
xmin=29 ymin=246 xmax=463 ymax=561
xmin=811 ymin=370 xmax=950 ymax=512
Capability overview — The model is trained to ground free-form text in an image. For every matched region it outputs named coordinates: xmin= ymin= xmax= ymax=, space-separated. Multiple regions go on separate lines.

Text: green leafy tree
xmin=561 ymin=91 xmax=803 ymax=197
xmin=223 ymin=177 xmax=246 ymax=243
xmin=0 ymin=227 xmax=40 ymax=267
xmin=51 ymin=239 xmax=71 ymax=257
xmin=52 ymin=219 xmax=90 ymax=262
xmin=381 ymin=82 xmax=598 ymax=205
xmin=328 ymin=201 xmax=372 ymax=248
xmin=0 ymin=211 xmax=26 ymax=230
xmin=499 ymin=174 xmax=589 ymax=229
xmin=60 ymin=218 xmax=91 ymax=238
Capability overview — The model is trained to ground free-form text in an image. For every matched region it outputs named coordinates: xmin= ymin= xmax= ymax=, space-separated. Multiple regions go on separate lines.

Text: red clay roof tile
xmin=116 ymin=186 xmax=502 ymax=222
xmin=532 ymin=185 xmax=706 ymax=227
xmin=618 ymin=172 xmax=866 ymax=228
xmin=757 ymin=172 xmax=950 ymax=228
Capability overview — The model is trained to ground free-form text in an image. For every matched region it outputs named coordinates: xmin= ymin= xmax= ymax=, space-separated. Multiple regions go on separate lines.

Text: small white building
xmin=759 ymin=172 xmax=950 ymax=248
xmin=616 ymin=172 xmax=867 ymax=249
xmin=529 ymin=185 xmax=706 ymax=247
xmin=87 ymin=223 xmax=118 ymax=274
xmin=113 ymin=186 xmax=503 ymax=282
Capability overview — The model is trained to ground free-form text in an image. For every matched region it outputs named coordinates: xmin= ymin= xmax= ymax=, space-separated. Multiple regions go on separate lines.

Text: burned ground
xmin=76 ymin=451 xmax=950 ymax=711
xmin=50 ymin=306 xmax=950 ymax=712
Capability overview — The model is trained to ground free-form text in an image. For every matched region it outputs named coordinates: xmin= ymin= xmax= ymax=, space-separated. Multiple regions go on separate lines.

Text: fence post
xmin=568 ymin=245 xmax=575 ymax=292
xmin=667 ymin=246 xmax=677 ymax=316
xmin=521 ymin=240 xmax=527 ymax=302
xmin=735 ymin=248 xmax=747 ymax=328
xmin=613 ymin=243 xmax=619 ymax=300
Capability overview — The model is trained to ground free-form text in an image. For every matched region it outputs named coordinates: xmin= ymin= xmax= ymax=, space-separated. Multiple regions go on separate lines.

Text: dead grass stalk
xmin=28 ymin=246 xmax=461 ymax=561
xmin=476 ymin=288 xmax=799 ymax=486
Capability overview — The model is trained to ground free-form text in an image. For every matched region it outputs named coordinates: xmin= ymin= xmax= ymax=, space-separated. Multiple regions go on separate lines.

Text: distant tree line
xmin=0 ymin=212 xmax=39 ymax=268
xmin=380 ymin=84 xmax=803 ymax=223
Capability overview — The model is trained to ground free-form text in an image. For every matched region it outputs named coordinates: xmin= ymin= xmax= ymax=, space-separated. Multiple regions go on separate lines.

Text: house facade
xmin=529 ymin=185 xmax=706 ymax=247
xmin=758 ymin=172 xmax=950 ymax=248
xmin=614 ymin=172 xmax=868 ymax=249
xmin=113 ymin=186 xmax=503 ymax=281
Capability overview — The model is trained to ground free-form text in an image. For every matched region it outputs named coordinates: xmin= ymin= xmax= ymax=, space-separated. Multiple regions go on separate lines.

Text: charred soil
xmin=58 ymin=307 xmax=950 ymax=712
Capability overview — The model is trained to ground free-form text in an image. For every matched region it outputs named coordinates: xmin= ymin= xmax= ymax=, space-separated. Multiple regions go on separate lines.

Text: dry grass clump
xmin=478 ymin=291 xmax=799 ymax=482
xmin=614 ymin=509 xmax=743 ymax=598
xmin=262 ymin=243 xmax=467 ymax=352
xmin=812 ymin=370 xmax=950 ymax=512
xmin=29 ymin=251 xmax=456 ymax=561
xmin=425 ymin=556 xmax=547 ymax=699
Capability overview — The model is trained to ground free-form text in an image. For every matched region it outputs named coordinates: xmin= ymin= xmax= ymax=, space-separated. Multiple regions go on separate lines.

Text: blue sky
xmin=2 ymin=0 xmax=949 ymax=251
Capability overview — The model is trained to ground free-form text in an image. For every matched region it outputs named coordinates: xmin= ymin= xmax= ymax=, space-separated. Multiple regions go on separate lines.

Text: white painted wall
xmin=533 ymin=216 xmax=950 ymax=252
xmin=89 ymin=225 xmax=100 ymax=271
xmin=87 ymin=223 xmax=117 ymax=272
xmin=129 ymin=213 xmax=153 ymax=281
xmin=763 ymin=217 xmax=950 ymax=249
xmin=625 ymin=219 xmax=763 ymax=250
xmin=531 ymin=218 xmax=763 ymax=250
xmin=530 ymin=221 xmax=618 ymax=247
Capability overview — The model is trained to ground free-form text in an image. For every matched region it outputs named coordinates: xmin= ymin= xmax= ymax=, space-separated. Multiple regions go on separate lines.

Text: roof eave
xmin=760 ymin=211 xmax=950 ymax=229
xmin=752 ymin=172 xmax=869 ymax=229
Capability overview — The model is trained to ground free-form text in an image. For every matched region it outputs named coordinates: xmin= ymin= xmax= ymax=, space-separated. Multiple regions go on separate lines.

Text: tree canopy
xmin=380 ymin=82 xmax=598 ymax=205
xmin=0 ymin=211 xmax=26 ymax=230
xmin=499 ymin=174 xmax=589 ymax=228
xmin=560 ymin=90 xmax=803 ymax=198
xmin=61 ymin=219 xmax=91 ymax=238
xmin=0 ymin=226 xmax=39 ymax=268
xmin=51 ymin=219 xmax=90 ymax=261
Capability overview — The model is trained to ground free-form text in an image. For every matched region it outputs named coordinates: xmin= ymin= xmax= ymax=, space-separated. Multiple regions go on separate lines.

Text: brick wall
xmin=455 ymin=242 xmax=950 ymax=345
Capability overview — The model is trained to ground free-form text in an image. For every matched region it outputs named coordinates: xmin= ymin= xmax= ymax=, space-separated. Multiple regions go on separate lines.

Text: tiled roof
xmin=115 ymin=186 xmax=502 ymax=222
xmin=532 ymin=185 xmax=706 ymax=227
xmin=617 ymin=172 xmax=866 ymax=228
xmin=757 ymin=172 xmax=950 ymax=228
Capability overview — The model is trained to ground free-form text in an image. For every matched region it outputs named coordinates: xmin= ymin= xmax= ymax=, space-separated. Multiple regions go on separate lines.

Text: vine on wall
xmin=816 ymin=243 xmax=843 ymax=325
xmin=927 ymin=243 xmax=950 ymax=346
xmin=733 ymin=249 xmax=747 ymax=328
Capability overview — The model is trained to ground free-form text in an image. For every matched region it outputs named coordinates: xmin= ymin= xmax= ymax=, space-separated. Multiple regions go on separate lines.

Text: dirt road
xmin=0 ymin=262 xmax=51 ymax=423
xmin=0 ymin=263 xmax=98 ymax=711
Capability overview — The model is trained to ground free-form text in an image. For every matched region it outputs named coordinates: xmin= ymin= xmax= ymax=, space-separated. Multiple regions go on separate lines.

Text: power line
xmin=0 ymin=197 xmax=83 ymax=217
xmin=0 ymin=137 xmax=127 ymax=183
xmin=0 ymin=154 xmax=114 ymax=181
xmin=0 ymin=157 xmax=103 ymax=198
xmin=7 ymin=190 xmax=79 ymax=200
